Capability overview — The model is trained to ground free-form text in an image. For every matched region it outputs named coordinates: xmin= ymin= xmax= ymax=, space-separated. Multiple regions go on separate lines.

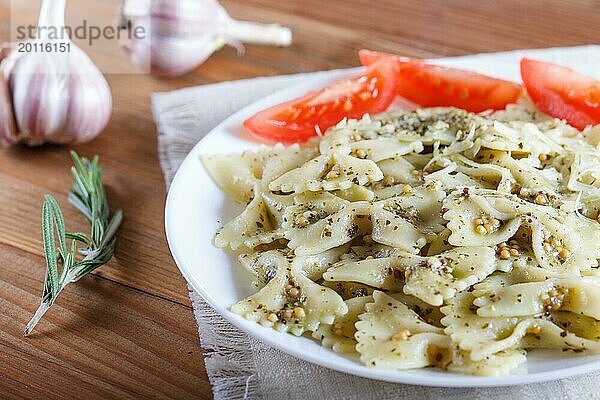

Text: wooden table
xmin=0 ymin=0 xmax=597 ymax=398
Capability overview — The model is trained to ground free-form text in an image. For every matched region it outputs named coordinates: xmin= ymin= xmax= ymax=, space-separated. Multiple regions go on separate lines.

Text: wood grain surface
xmin=0 ymin=0 xmax=598 ymax=398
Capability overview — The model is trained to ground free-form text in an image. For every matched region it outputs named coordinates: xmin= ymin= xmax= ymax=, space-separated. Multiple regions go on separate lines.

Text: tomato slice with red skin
xmin=243 ymin=58 xmax=398 ymax=144
xmin=359 ymin=49 xmax=413 ymax=66
xmin=520 ymin=58 xmax=600 ymax=130
xmin=359 ymin=49 xmax=523 ymax=113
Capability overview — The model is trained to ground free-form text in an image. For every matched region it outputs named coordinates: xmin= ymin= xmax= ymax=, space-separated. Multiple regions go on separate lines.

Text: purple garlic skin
xmin=0 ymin=0 xmax=113 ymax=147
xmin=121 ymin=0 xmax=292 ymax=78
xmin=124 ymin=31 xmax=221 ymax=77
xmin=0 ymin=47 xmax=112 ymax=147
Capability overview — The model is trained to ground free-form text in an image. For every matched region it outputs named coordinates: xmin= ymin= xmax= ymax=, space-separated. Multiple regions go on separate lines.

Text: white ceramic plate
xmin=165 ymin=69 xmax=600 ymax=387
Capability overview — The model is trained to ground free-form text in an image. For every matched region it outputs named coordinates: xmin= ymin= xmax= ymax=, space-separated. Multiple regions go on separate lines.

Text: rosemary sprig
xmin=24 ymin=151 xmax=123 ymax=336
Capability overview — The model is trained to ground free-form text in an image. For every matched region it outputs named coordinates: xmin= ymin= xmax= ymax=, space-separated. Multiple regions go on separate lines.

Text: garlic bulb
xmin=0 ymin=0 xmax=112 ymax=147
xmin=120 ymin=0 xmax=293 ymax=77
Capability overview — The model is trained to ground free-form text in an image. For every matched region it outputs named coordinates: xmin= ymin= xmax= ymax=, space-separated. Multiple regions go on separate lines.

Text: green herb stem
xmin=24 ymin=152 xmax=123 ymax=336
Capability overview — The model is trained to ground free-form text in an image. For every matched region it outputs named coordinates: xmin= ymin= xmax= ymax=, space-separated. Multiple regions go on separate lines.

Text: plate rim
xmin=164 ymin=70 xmax=600 ymax=387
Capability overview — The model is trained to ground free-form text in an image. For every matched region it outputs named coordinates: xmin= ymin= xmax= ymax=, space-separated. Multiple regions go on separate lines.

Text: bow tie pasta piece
xmin=472 ymin=266 xmax=575 ymax=299
xmin=492 ymin=152 xmax=561 ymax=195
xmin=473 ymin=277 xmax=600 ymax=319
xmin=477 ymin=121 xmax=563 ymax=156
xmin=370 ymin=182 xmax=449 ymax=253
xmin=231 ymin=259 xmax=347 ymax=336
xmin=356 ymin=291 xmax=452 ymax=370
xmin=443 ymin=191 xmax=522 ymax=247
xmin=319 ymin=110 xmax=465 ymax=151
xmin=452 ymin=153 xmax=515 ymax=193
xmin=550 ymin=311 xmax=600 ymax=341
xmin=376 ymin=182 xmax=448 ymax=235
xmin=333 ymin=184 xmax=375 ymax=202
xmin=203 ymin=144 xmax=317 ymax=203
xmin=317 ymin=114 xmax=396 ymax=151
xmin=423 ymin=163 xmax=483 ymax=192
xmin=377 ymin=108 xmax=478 ymax=146
xmin=260 ymin=145 xmax=319 ymax=184
xmin=319 ymin=122 xmax=424 ymax=162
xmin=325 ymin=245 xmax=497 ymax=306
xmin=446 ymin=188 xmax=585 ymax=272
xmin=526 ymin=214 xmax=583 ymax=272
xmin=292 ymin=263 xmax=349 ymax=330
xmin=231 ymin=260 xmax=291 ymax=329
xmin=519 ymin=319 xmax=600 ymax=352
xmin=446 ymin=349 xmax=526 ymax=377
xmin=564 ymin=216 xmax=600 ymax=271
xmin=290 ymin=244 xmax=350 ymax=281
xmin=313 ymin=296 xmax=372 ymax=354
xmin=323 ymin=280 xmax=375 ymax=300
xmin=403 ymin=247 xmax=497 ymax=306
xmin=323 ymin=256 xmax=406 ymax=291
xmin=426 ymin=228 xmax=453 ymax=255
xmin=269 ymin=151 xmax=383 ymax=194
xmin=285 ymin=202 xmax=371 ymax=256
xmin=281 ymin=192 xmax=351 ymax=253
xmin=262 ymin=191 xmax=296 ymax=226
xmin=345 ymin=138 xmax=423 ymax=163
xmin=441 ymin=292 xmax=528 ymax=361
xmin=239 ymin=250 xmax=289 ymax=288
xmin=374 ymin=157 xmax=422 ymax=191
xmin=568 ymin=152 xmax=600 ymax=192
xmin=390 ymin=292 xmax=445 ymax=327
xmin=578 ymin=195 xmax=600 ymax=225
xmin=282 ymin=191 xmax=349 ymax=232
xmin=339 ymin=243 xmax=407 ymax=261
xmin=202 ymin=152 xmax=261 ymax=204
xmin=370 ymin=205 xmax=425 ymax=253
xmin=215 ymin=187 xmax=284 ymax=250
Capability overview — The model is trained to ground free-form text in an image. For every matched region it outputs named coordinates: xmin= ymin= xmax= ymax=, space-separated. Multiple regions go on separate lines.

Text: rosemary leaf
xmin=24 ymin=152 xmax=123 ymax=336
xmin=44 ymin=195 xmax=68 ymax=259
xmin=41 ymin=199 xmax=60 ymax=299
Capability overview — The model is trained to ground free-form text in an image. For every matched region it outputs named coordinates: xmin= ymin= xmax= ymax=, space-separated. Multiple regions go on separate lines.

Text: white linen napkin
xmin=152 ymin=45 xmax=600 ymax=400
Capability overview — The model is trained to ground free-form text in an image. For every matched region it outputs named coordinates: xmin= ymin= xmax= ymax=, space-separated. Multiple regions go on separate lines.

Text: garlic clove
xmin=0 ymin=0 xmax=113 ymax=146
xmin=150 ymin=0 xmax=224 ymax=37
xmin=0 ymin=59 xmax=18 ymax=147
xmin=125 ymin=27 xmax=226 ymax=77
xmin=5 ymin=48 xmax=113 ymax=145
xmin=120 ymin=0 xmax=293 ymax=78
xmin=62 ymin=49 xmax=113 ymax=144
xmin=7 ymin=52 xmax=70 ymax=145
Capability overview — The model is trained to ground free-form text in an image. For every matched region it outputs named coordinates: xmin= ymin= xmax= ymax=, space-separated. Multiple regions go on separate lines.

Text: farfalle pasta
xmin=204 ymin=103 xmax=600 ymax=376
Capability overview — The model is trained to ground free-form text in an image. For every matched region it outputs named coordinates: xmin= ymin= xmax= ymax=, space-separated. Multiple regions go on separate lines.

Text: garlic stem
xmin=222 ymin=19 xmax=292 ymax=47
xmin=37 ymin=0 xmax=67 ymax=38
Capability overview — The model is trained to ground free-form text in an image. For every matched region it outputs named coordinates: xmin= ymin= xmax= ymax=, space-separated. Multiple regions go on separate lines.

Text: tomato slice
xmin=243 ymin=58 xmax=398 ymax=144
xmin=359 ymin=49 xmax=412 ymax=66
xmin=520 ymin=58 xmax=600 ymax=130
xmin=359 ymin=49 xmax=522 ymax=113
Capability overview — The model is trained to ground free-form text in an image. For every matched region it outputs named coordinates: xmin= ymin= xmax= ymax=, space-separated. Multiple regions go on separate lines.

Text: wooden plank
xmin=223 ymin=0 xmax=599 ymax=57
xmin=0 ymin=244 xmax=210 ymax=399
xmin=0 ymin=152 xmax=191 ymax=306
xmin=0 ymin=0 xmax=598 ymax=399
